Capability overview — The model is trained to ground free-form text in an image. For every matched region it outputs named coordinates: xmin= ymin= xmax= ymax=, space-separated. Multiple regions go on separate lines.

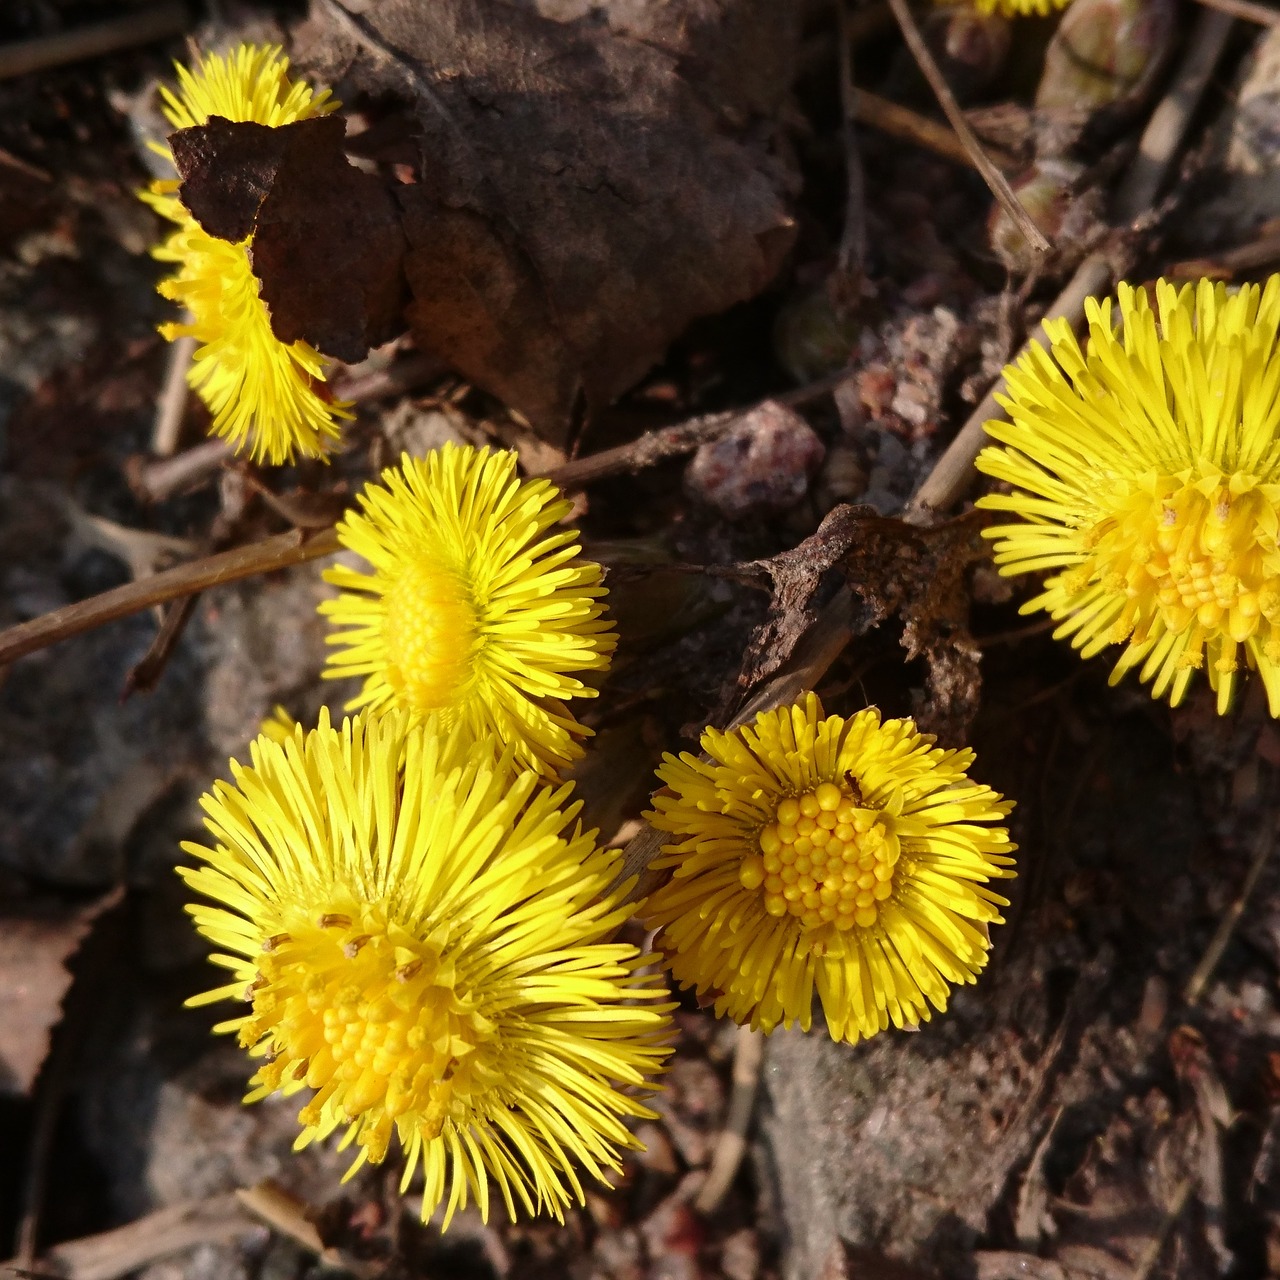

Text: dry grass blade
xmin=150 ymin=334 xmax=196 ymax=458
xmin=853 ymin=88 xmax=976 ymax=169
xmin=884 ymin=0 xmax=1049 ymax=255
xmin=14 ymin=1194 xmax=258 ymax=1280
xmin=235 ymin=1182 xmax=378 ymax=1278
xmin=693 ymin=1025 xmax=765 ymax=1215
xmin=1184 ymin=809 xmax=1277 ymax=1004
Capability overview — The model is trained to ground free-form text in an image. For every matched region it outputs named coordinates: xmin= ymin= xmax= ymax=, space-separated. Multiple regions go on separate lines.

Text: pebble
xmin=684 ymin=400 xmax=825 ymax=519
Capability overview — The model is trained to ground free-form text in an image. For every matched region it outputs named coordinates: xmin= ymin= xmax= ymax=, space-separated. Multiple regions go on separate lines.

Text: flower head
xmin=320 ymin=442 xmax=616 ymax=777
xmin=643 ymin=694 xmax=1016 ymax=1043
xmin=141 ymin=44 xmax=352 ymax=464
xmin=181 ymin=709 xmax=672 ymax=1226
xmin=978 ymin=277 xmax=1280 ymax=715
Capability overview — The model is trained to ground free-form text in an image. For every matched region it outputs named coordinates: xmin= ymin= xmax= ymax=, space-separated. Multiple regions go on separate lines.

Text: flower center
xmin=382 ymin=559 xmax=479 ymax=710
xmin=240 ymin=904 xmax=497 ymax=1163
xmin=1085 ymin=478 xmax=1280 ymax=663
xmin=739 ymin=781 xmax=898 ymax=931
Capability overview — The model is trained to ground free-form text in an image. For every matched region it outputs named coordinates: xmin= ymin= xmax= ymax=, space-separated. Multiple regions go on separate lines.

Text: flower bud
xmin=988 ymin=157 xmax=1100 ymax=273
xmin=1035 ymin=0 xmax=1176 ymax=115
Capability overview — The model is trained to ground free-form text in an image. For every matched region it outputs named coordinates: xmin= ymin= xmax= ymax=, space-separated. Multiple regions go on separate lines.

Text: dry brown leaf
xmin=289 ymin=0 xmax=798 ymax=443
xmin=0 ymin=889 xmax=121 ymax=1097
xmin=723 ymin=506 xmax=987 ymax=742
xmin=172 ymin=115 xmax=406 ymax=363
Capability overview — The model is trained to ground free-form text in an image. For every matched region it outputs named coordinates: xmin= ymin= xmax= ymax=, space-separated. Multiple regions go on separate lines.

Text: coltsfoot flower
xmin=181 ymin=709 xmax=672 ymax=1226
xmin=141 ymin=44 xmax=352 ymax=464
xmin=978 ymin=277 xmax=1280 ymax=715
xmin=320 ymin=442 xmax=617 ymax=776
xmin=643 ymin=694 xmax=1016 ymax=1043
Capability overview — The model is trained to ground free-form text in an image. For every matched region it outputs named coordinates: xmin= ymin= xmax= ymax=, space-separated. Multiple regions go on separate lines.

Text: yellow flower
xmin=320 ymin=442 xmax=616 ymax=777
xmin=181 ymin=709 xmax=672 ymax=1226
xmin=978 ymin=277 xmax=1280 ymax=715
xmin=643 ymin=694 xmax=1016 ymax=1044
xmin=140 ymin=44 xmax=352 ymax=464
xmin=257 ymin=704 xmax=298 ymax=744
xmin=948 ymin=0 xmax=1071 ymax=14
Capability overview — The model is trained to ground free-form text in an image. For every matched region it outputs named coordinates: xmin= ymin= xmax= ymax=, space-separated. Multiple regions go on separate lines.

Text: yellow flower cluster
xmin=142 ymin=44 xmax=351 ymax=464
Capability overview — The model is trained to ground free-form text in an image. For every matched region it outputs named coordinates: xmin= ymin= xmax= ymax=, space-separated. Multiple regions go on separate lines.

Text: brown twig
xmin=235 ymin=1182 xmax=377 ymax=1278
xmin=1193 ymin=0 xmax=1280 ymax=27
xmin=1184 ymin=811 xmax=1277 ymax=1005
xmin=150 ymin=334 xmax=195 ymax=458
xmin=330 ymin=349 xmax=447 ymax=402
xmin=903 ymin=6 xmax=1237 ymax=524
xmin=853 ymin=88 xmax=977 ymax=170
xmin=0 ymin=527 xmax=339 ymax=668
xmin=122 ymin=593 xmax=202 ymax=697
xmin=884 ymin=0 xmax=1049 ymax=255
xmin=1170 ymin=229 xmax=1280 ymax=280
xmin=126 ymin=438 xmax=233 ymax=504
xmin=693 ymin=1026 xmax=765 ymax=1215
xmin=0 ymin=2 xmax=189 ymax=80
xmin=1112 ymin=10 xmax=1235 ymax=226
xmin=901 ymin=249 xmax=1117 ymax=525
xmin=547 ymin=411 xmax=738 ymax=492
xmin=546 ymin=372 xmax=849 ymax=491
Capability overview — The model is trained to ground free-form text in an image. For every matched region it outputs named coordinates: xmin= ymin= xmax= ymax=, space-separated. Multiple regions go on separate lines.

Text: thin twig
xmin=126 ymin=438 xmax=233 ymax=504
xmin=547 ymin=412 xmax=737 ymax=491
xmin=901 ymin=249 xmax=1117 ymax=525
xmin=0 ymin=527 xmax=339 ymax=668
xmin=545 ymin=371 xmax=849 ymax=491
xmin=1170 ymin=230 xmax=1280 ymax=279
xmin=150 ymin=334 xmax=195 ymax=458
xmin=903 ymin=7 xmax=1237 ymax=524
xmin=122 ymin=593 xmax=202 ymax=697
xmin=1129 ymin=1178 xmax=1193 ymax=1280
xmin=694 ymin=1026 xmax=765 ymax=1215
xmin=853 ymin=88 xmax=977 ymax=170
xmin=236 ymin=1182 xmax=377 ymax=1278
xmin=1193 ymin=0 xmax=1280 ymax=27
xmin=1184 ymin=812 xmax=1277 ymax=1005
xmin=884 ymin=0 xmax=1050 ymax=255
xmin=1112 ymin=10 xmax=1235 ymax=226
xmin=17 ymin=1194 xmax=258 ymax=1280
xmin=0 ymin=2 xmax=189 ymax=80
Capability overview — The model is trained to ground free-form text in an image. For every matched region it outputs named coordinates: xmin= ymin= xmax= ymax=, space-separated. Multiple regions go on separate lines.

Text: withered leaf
xmin=172 ymin=114 xmax=407 ymax=363
xmin=0 ymin=889 xmax=122 ymax=1096
xmin=725 ymin=507 xmax=987 ymax=744
xmin=294 ymin=0 xmax=798 ymax=443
